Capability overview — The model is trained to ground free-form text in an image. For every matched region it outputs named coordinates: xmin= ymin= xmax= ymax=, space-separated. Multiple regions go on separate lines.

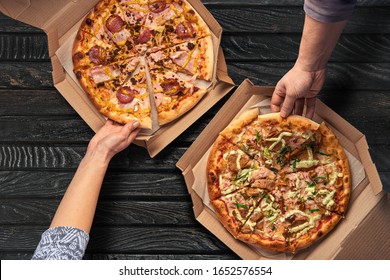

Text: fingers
xmin=305 ymin=97 xmax=316 ymax=119
xmin=271 ymin=85 xmax=285 ymax=113
xmin=279 ymin=94 xmax=296 ymax=118
xmin=294 ymin=98 xmax=305 ymax=116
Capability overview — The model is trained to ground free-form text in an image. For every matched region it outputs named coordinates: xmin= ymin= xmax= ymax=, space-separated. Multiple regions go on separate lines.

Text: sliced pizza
xmin=211 ymin=187 xmax=266 ymax=237
xmin=207 ymin=135 xmax=275 ymax=200
xmin=149 ymin=68 xmax=208 ymax=125
xmin=147 ymin=36 xmax=214 ymax=80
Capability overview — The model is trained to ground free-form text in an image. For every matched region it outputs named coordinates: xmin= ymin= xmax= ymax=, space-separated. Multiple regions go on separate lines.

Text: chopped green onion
xmin=310 ymin=209 xmax=320 ymax=213
xmin=234 ymin=203 xmax=249 ymax=210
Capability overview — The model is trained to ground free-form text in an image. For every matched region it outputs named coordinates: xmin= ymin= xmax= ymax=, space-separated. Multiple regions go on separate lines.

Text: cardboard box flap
xmin=356 ymin=136 xmax=383 ymax=195
xmin=0 ymin=0 xmax=30 ymax=19
xmin=0 ymin=0 xmax=96 ymax=48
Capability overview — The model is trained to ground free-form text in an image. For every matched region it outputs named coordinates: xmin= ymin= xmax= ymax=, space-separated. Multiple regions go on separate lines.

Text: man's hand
xmin=87 ymin=120 xmax=141 ymax=162
xmin=271 ymin=65 xmax=326 ymax=119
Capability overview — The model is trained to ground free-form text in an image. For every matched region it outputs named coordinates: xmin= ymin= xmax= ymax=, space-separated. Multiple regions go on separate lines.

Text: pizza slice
xmin=207 ymin=135 xmax=276 ymax=201
xmin=211 ymin=186 xmax=266 ymax=237
xmin=147 ymin=36 xmax=214 ymax=81
xmin=80 ymin=0 xmax=137 ymax=54
xmin=75 ymin=57 xmax=152 ymax=128
xmin=149 ymin=68 xmax=208 ymax=125
xmin=283 ymin=206 xmax=341 ymax=253
xmin=135 ymin=0 xmax=211 ymax=53
xmin=75 ymin=57 xmax=140 ymax=90
xmin=237 ymin=190 xmax=290 ymax=252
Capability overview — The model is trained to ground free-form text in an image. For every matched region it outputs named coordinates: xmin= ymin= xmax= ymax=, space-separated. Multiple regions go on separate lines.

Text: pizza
xmin=207 ymin=110 xmax=351 ymax=253
xmin=72 ymin=0 xmax=214 ymax=128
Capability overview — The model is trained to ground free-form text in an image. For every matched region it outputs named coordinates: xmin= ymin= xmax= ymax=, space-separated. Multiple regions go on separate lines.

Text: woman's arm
xmin=50 ymin=120 xmax=140 ymax=233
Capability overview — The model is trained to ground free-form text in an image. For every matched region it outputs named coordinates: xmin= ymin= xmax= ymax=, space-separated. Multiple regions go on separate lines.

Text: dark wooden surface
xmin=0 ymin=0 xmax=389 ymax=260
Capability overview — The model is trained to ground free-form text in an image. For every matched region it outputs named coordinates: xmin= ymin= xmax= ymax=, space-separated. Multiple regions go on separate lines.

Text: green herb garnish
xmin=255 ymin=130 xmax=261 ymax=142
xmin=318 ymin=150 xmax=332 ymax=156
xmin=234 ymin=203 xmax=249 ymax=210
xmin=310 ymin=209 xmax=320 ymax=213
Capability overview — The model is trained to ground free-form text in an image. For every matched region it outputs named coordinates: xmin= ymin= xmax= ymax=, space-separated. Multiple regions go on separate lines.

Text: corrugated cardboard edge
xmin=177 ymin=79 xmax=384 ymax=260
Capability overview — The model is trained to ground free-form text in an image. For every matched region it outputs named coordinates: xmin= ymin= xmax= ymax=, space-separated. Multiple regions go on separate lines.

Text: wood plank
xmin=208 ymin=6 xmax=390 ymax=34
xmin=222 ymin=34 xmax=390 ymax=62
xmin=0 ymin=62 xmax=53 ymax=89
xmin=0 ymin=90 xmax=75 ymax=116
xmin=0 ymin=144 xmax=186 ymax=170
xmin=0 ymin=171 xmax=188 ymax=198
xmin=0 ymin=34 xmax=49 ymax=61
xmin=0 ymin=199 xmax=196 ymax=225
xmin=0 ymin=226 xmax=231 ymax=253
xmin=227 ymin=62 xmax=390 ymax=90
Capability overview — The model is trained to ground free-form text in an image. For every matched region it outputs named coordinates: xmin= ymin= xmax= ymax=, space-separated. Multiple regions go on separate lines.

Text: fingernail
xmin=133 ymin=121 xmax=140 ymax=128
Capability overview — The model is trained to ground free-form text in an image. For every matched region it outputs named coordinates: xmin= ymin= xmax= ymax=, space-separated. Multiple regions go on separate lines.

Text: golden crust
xmin=288 ymin=213 xmax=342 ymax=253
xmin=158 ymin=89 xmax=208 ymax=125
xmin=211 ymin=199 xmax=241 ymax=237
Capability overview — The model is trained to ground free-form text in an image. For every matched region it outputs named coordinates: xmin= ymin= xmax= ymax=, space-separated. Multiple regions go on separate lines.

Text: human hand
xmin=87 ymin=120 xmax=141 ymax=161
xmin=271 ymin=65 xmax=326 ymax=119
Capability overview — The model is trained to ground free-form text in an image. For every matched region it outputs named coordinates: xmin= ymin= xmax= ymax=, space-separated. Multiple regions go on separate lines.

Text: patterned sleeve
xmin=304 ymin=0 xmax=357 ymax=23
xmin=32 ymin=226 xmax=90 ymax=260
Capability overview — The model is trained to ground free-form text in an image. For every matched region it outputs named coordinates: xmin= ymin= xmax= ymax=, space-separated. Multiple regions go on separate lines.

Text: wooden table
xmin=0 ymin=0 xmax=389 ymax=260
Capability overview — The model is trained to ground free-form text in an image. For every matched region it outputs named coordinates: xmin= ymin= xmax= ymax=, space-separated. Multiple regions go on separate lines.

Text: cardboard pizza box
xmin=0 ymin=0 xmax=235 ymax=157
xmin=177 ymin=79 xmax=389 ymax=260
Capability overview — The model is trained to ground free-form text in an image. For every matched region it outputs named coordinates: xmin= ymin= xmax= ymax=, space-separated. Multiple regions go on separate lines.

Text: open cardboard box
xmin=177 ymin=79 xmax=390 ymax=260
xmin=0 ymin=0 xmax=235 ymax=157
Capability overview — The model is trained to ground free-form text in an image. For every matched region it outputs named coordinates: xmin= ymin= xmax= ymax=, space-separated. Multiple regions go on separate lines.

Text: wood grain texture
xmin=222 ymin=34 xmax=390 ymax=62
xmin=0 ymin=199 xmax=196 ymax=225
xmin=0 ymin=0 xmax=389 ymax=260
xmin=0 ymin=34 xmax=49 ymax=61
xmin=0 ymin=171 xmax=187 ymax=198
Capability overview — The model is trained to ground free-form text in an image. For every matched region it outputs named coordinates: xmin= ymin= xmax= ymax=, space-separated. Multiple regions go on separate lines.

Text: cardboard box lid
xmin=0 ymin=0 xmax=96 ymax=41
xmin=177 ymin=79 xmax=386 ymax=259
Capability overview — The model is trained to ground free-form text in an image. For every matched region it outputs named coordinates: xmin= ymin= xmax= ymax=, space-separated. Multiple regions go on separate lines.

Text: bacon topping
xmin=161 ymin=78 xmax=181 ymax=95
xmin=175 ymin=21 xmax=195 ymax=38
xmin=116 ymin=86 xmax=138 ymax=103
xmin=106 ymin=15 xmax=125 ymax=33
xmin=138 ymin=28 xmax=152 ymax=44
xmin=148 ymin=1 xmax=167 ymax=13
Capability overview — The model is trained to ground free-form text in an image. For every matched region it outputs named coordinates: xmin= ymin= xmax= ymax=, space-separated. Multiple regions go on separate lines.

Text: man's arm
xmin=271 ymin=0 xmax=356 ymax=119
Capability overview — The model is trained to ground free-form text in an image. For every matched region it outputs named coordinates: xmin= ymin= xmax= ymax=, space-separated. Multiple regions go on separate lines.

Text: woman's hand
xmin=87 ymin=120 xmax=141 ymax=162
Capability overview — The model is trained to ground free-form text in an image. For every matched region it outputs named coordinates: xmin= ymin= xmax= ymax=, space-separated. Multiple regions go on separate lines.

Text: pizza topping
xmin=116 ymin=86 xmax=137 ymax=103
xmin=106 ymin=14 xmax=125 ymax=33
xmin=176 ymin=21 xmax=195 ymax=38
xmin=138 ymin=28 xmax=152 ymax=44
xmin=148 ymin=0 xmax=167 ymax=13
xmin=89 ymin=45 xmax=107 ymax=64
xmin=90 ymin=65 xmax=120 ymax=83
xmin=161 ymin=78 xmax=181 ymax=95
